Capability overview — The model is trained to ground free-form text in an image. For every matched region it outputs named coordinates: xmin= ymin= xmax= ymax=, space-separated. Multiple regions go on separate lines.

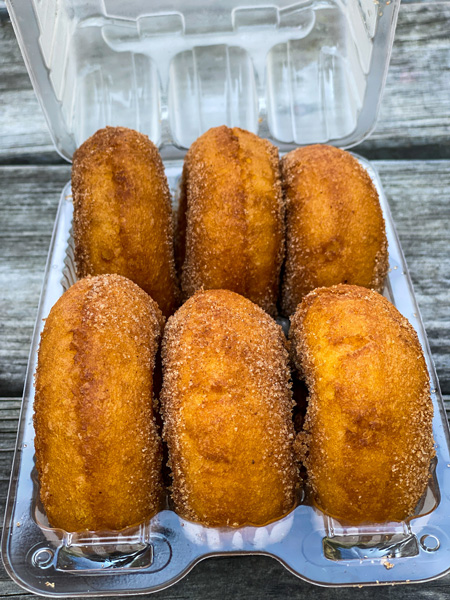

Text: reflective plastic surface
xmin=2 ymin=157 xmax=450 ymax=595
xmin=6 ymin=0 xmax=399 ymax=160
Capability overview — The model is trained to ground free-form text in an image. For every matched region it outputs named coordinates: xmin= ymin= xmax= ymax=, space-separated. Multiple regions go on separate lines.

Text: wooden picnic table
xmin=0 ymin=1 xmax=449 ymax=597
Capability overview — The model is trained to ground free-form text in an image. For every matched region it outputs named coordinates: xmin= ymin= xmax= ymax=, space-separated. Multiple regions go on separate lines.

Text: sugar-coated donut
xmin=72 ymin=126 xmax=179 ymax=317
xmin=281 ymin=145 xmax=388 ymax=315
xmin=178 ymin=126 xmax=284 ymax=316
xmin=34 ymin=274 xmax=164 ymax=531
xmin=290 ymin=284 xmax=434 ymax=524
xmin=161 ymin=289 xmax=299 ymax=527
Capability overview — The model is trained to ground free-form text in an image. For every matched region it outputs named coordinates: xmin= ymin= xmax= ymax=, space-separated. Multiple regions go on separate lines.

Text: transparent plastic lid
xmin=6 ymin=0 xmax=399 ymax=161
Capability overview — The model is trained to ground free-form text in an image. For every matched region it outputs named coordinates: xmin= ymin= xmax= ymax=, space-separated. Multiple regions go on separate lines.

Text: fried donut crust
xmin=178 ymin=126 xmax=284 ymax=316
xmin=281 ymin=145 xmax=388 ymax=315
xmin=34 ymin=274 xmax=164 ymax=532
xmin=161 ymin=289 xmax=299 ymax=526
xmin=72 ymin=126 xmax=180 ymax=317
xmin=290 ymin=284 xmax=434 ymax=524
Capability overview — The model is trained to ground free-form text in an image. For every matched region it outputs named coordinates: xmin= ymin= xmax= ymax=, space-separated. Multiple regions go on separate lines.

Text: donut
xmin=290 ymin=284 xmax=434 ymax=524
xmin=72 ymin=126 xmax=179 ymax=317
xmin=34 ymin=274 xmax=164 ymax=531
xmin=281 ymin=145 xmax=388 ymax=315
xmin=160 ymin=289 xmax=299 ymax=526
xmin=178 ymin=126 xmax=284 ymax=316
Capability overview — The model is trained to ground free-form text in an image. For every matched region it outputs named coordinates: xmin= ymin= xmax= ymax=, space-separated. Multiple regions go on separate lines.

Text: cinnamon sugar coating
xmin=72 ymin=126 xmax=180 ymax=317
xmin=290 ymin=284 xmax=434 ymax=524
xmin=281 ymin=145 xmax=388 ymax=316
xmin=34 ymin=274 xmax=164 ymax=531
xmin=161 ymin=289 xmax=299 ymax=526
xmin=178 ymin=126 xmax=284 ymax=316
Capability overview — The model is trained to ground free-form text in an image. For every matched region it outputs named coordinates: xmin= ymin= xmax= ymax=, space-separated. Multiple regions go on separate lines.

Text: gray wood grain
xmin=0 ymin=166 xmax=71 ymax=396
xmin=0 ymin=3 xmax=449 ymax=163
xmin=376 ymin=160 xmax=450 ymax=393
xmin=1 ymin=161 xmax=448 ymax=397
xmin=1 ymin=0 xmax=449 ymax=597
xmin=2 ymin=552 xmax=450 ymax=600
xmin=359 ymin=2 xmax=450 ymax=159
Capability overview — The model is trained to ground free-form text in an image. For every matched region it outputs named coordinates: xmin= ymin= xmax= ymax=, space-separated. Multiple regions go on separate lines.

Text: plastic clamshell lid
xmin=2 ymin=158 xmax=450 ymax=596
xmin=6 ymin=0 xmax=400 ymax=161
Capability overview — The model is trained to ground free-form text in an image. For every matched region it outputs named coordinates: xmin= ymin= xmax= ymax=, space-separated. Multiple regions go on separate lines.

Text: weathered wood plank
xmin=1 ymin=161 xmax=448 ymax=396
xmin=1 ymin=538 xmax=450 ymax=599
xmin=0 ymin=3 xmax=449 ymax=163
xmin=0 ymin=0 xmax=449 ymax=584
xmin=374 ymin=160 xmax=450 ymax=393
xmin=359 ymin=2 xmax=450 ymax=158
xmin=0 ymin=166 xmax=71 ymax=396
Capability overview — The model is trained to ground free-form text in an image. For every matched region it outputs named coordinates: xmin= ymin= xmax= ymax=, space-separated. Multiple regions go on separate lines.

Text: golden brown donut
xmin=281 ymin=145 xmax=388 ymax=315
xmin=72 ymin=126 xmax=179 ymax=317
xmin=34 ymin=274 xmax=164 ymax=532
xmin=290 ymin=284 xmax=434 ymax=524
xmin=178 ymin=126 xmax=284 ymax=316
xmin=161 ymin=289 xmax=299 ymax=526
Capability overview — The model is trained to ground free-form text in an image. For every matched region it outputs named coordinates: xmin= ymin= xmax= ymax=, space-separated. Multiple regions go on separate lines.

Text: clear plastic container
xmin=6 ymin=0 xmax=399 ymax=160
xmin=3 ymin=158 xmax=450 ymax=595
xmin=5 ymin=0 xmax=450 ymax=595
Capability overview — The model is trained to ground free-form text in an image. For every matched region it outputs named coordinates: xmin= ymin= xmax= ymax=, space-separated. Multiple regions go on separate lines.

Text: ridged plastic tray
xmin=2 ymin=156 xmax=450 ymax=596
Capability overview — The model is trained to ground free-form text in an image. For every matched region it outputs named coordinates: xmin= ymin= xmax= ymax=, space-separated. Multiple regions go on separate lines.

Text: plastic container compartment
xmin=7 ymin=0 xmax=399 ymax=159
xmin=4 ymin=0 xmax=450 ymax=595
